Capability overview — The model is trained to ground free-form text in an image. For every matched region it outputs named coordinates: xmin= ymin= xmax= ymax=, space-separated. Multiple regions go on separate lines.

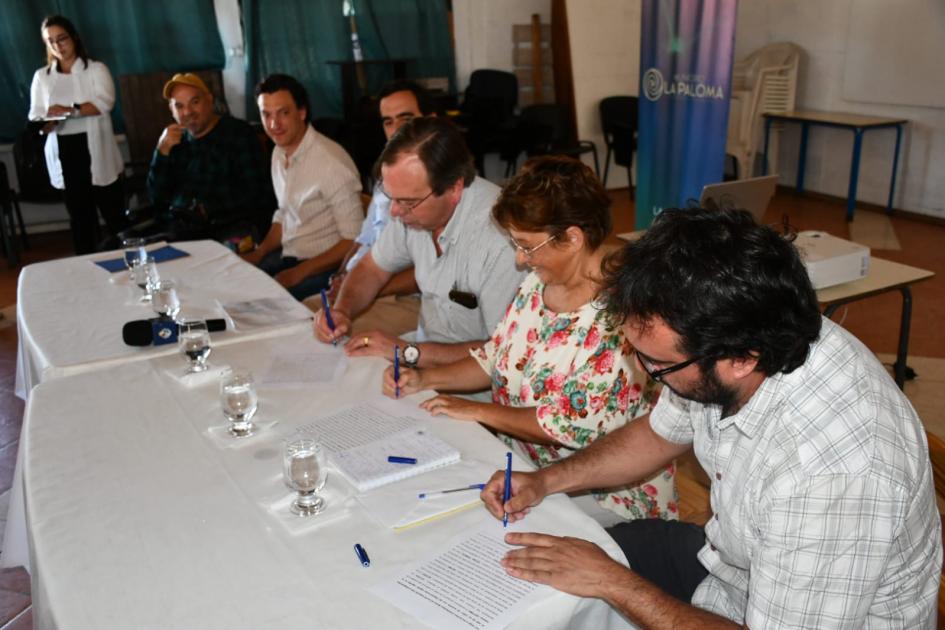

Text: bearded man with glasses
xmin=480 ymin=206 xmax=940 ymax=629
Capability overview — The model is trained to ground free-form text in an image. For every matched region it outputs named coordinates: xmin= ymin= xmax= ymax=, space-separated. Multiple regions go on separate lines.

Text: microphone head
xmin=122 ymin=320 xmax=154 ymax=346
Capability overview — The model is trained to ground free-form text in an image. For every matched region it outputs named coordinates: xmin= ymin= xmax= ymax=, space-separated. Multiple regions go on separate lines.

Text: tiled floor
xmin=0 ymin=191 xmax=942 ymax=626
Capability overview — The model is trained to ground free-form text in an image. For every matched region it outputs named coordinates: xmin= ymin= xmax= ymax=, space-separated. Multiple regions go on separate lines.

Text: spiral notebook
xmin=297 ymin=404 xmax=460 ymax=492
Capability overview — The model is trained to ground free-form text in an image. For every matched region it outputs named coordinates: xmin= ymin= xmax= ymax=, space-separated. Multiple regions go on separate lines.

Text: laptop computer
xmin=699 ymin=174 xmax=779 ymax=223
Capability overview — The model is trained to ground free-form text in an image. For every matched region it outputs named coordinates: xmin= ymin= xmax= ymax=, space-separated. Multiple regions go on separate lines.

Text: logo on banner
xmin=642 ymin=68 xmax=725 ymax=102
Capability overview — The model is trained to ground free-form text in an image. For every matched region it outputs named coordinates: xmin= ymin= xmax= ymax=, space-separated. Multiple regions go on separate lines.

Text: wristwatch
xmin=402 ymin=343 xmax=420 ymax=368
xmin=72 ymin=102 xmax=81 ymax=116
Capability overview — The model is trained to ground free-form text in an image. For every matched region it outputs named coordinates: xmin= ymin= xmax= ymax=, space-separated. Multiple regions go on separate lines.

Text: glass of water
xmin=220 ymin=369 xmax=258 ymax=437
xmin=283 ymin=437 xmax=327 ymax=516
xmin=131 ymin=257 xmax=159 ymax=302
xmin=151 ymin=280 xmax=181 ymax=320
xmin=178 ymin=319 xmax=211 ymax=373
xmin=122 ymin=237 xmax=147 ymax=278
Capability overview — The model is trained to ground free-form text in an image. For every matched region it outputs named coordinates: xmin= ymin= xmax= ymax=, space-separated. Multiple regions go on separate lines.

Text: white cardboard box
xmin=794 ymin=230 xmax=871 ymax=289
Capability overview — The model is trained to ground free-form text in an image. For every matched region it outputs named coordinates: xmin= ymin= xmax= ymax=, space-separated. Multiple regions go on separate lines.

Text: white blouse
xmin=29 ymin=59 xmax=124 ymax=189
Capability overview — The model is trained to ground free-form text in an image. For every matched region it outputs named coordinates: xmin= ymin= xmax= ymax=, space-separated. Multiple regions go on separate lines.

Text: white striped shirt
xmin=271 ymin=126 xmax=363 ymax=259
xmin=651 ymin=317 xmax=941 ymax=628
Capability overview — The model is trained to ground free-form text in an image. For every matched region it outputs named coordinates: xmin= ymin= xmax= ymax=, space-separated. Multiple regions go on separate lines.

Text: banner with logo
xmin=635 ymin=0 xmax=738 ymax=229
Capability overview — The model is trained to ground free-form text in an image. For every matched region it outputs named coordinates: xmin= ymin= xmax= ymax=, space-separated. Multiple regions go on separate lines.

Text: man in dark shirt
xmin=145 ymin=73 xmax=275 ymax=240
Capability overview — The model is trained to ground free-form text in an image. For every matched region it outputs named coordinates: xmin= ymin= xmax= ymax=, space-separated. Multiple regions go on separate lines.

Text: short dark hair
xmin=377 ymin=80 xmax=436 ymax=116
xmin=41 ymin=15 xmax=89 ymax=73
xmin=254 ymin=74 xmax=311 ymax=122
xmin=492 ymin=156 xmax=611 ymax=250
xmin=375 ymin=117 xmax=475 ymax=194
xmin=602 ymin=206 xmax=822 ymax=376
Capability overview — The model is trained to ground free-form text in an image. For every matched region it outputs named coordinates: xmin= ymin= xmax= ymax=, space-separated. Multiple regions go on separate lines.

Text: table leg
xmin=893 ymin=286 xmax=913 ymax=390
xmin=846 ymin=129 xmax=864 ymax=222
xmin=796 ymin=122 xmax=809 ymax=192
xmin=887 ymin=124 xmax=904 ymax=214
xmin=762 ymin=118 xmax=772 ymax=176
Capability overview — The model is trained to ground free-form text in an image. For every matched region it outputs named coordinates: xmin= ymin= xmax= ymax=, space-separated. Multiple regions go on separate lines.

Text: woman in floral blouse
xmin=383 ymin=156 xmax=676 ymax=524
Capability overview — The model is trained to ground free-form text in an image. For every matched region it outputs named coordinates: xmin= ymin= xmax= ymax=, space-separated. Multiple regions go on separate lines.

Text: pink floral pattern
xmin=472 ymin=273 xmax=677 ymax=521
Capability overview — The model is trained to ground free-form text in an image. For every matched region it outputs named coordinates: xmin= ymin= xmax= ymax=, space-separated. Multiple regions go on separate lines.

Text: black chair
xmin=515 ymin=104 xmax=599 ymax=177
xmin=458 ymin=69 xmax=520 ymax=177
xmin=599 ymin=96 xmax=638 ymax=196
xmin=0 ymin=162 xmax=30 ymax=267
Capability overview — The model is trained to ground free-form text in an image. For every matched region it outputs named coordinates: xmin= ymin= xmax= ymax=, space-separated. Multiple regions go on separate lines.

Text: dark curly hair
xmin=492 ymin=155 xmax=611 ymax=250
xmin=601 ymin=206 xmax=821 ymax=376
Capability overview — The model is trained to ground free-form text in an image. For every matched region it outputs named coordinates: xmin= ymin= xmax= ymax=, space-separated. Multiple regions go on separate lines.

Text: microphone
xmin=122 ymin=318 xmax=227 ymax=347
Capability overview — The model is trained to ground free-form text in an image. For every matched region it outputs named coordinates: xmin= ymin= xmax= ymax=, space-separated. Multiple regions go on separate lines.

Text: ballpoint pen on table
xmin=387 ymin=456 xmax=417 ymax=464
xmin=503 ymin=452 xmax=512 ymax=527
xmin=320 ymin=289 xmax=336 ymax=346
xmin=394 ymin=345 xmax=400 ymax=398
xmin=353 ymin=543 xmax=370 ymax=567
xmin=418 ymin=483 xmax=486 ymax=499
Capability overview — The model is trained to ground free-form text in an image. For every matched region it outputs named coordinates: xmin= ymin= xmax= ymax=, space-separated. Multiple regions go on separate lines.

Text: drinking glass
xmin=283 ymin=438 xmax=327 ymax=516
xmin=122 ymin=237 xmax=147 ymax=279
xmin=151 ymin=280 xmax=181 ymax=320
xmin=178 ymin=319 xmax=211 ymax=373
xmin=131 ymin=257 xmax=159 ymax=302
xmin=220 ymin=369 xmax=258 ymax=437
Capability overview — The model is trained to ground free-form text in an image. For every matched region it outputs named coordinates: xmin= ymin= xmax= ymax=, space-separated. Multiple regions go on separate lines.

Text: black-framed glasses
xmin=510 ymin=234 xmax=555 ymax=258
xmin=380 ymin=187 xmax=435 ymax=212
xmin=634 ymin=350 xmax=705 ymax=383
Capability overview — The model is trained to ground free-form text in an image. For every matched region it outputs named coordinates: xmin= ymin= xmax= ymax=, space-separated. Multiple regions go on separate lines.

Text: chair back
xmin=519 ymin=104 xmax=569 ymax=152
xmin=598 ymin=96 xmax=638 ymax=167
xmin=12 ymin=126 xmax=59 ymax=203
xmin=461 ymin=69 xmax=518 ymax=127
xmin=926 ymin=430 xmax=945 ymax=627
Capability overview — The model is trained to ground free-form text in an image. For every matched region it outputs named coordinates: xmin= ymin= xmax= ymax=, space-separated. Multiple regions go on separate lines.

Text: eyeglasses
xmin=380 ymin=187 xmax=435 ymax=212
xmin=510 ymin=234 xmax=555 ymax=258
xmin=46 ymin=34 xmax=70 ymax=46
xmin=634 ymin=350 xmax=706 ymax=383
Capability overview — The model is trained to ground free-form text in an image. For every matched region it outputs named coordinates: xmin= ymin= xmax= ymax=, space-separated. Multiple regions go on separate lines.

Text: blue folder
xmin=94 ymin=245 xmax=190 ymax=273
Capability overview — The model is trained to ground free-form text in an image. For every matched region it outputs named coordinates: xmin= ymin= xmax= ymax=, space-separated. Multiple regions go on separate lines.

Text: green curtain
xmin=355 ymin=0 xmax=455 ymax=96
xmin=244 ymin=0 xmax=350 ymax=120
xmin=0 ymin=0 xmax=224 ymax=141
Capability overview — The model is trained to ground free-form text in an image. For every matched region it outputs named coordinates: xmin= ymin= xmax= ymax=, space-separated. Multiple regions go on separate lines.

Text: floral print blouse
xmin=471 ymin=273 xmax=677 ymax=521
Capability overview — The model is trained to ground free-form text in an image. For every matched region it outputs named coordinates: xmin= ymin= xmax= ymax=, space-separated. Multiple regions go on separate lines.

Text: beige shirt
xmin=270 ymin=126 xmax=363 ymax=259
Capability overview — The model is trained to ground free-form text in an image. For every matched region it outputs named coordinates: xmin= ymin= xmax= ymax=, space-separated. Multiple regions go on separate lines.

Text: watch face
xmin=404 ymin=345 xmax=420 ymax=364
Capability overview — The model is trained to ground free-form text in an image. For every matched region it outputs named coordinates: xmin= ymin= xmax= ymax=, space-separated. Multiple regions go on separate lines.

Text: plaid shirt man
xmin=148 ymin=114 xmax=275 ymax=229
xmin=651 ymin=317 xmax=941 ymax=628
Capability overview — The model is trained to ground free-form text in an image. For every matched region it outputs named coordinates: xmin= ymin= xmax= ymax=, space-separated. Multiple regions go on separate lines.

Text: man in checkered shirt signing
xmin=482 ymin=206 xmax=941 ymax=628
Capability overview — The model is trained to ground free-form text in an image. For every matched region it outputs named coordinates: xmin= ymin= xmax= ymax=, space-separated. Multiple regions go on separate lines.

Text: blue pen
xmin=354 ymin=543 xmax=370 ymax=567
xmin=388 ymin=455 xmax=417 ymax=465
xmin=503 ymin=452 xmax=512 ymax=527
xmin=320 ymin=289 xmax=337 ymax=346
xmin=394 ymin=345 xmax=400 ymax=398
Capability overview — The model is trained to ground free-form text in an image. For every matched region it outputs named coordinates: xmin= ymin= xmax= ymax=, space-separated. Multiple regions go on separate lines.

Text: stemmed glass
xmin=131 ymin=257 xmax=160 ymax=302
xmin=220 ymin=369 xmax=258 ymax=437
xmin=151 ymin=280 xmax=181 ymax=320
xmin=122 ymin=237 xmax=147 ymax=280
xmin=178 ymin=319 xmax=211 ymax=373
xmin=283 ymin=437 xmax=327 ymax=516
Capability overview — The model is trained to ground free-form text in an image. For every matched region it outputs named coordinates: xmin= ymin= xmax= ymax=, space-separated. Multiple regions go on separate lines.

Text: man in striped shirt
xmin=244 ymin=74 xmax=364 ymax=300
xmin=485 ymin=207 xmax=941 ymax=628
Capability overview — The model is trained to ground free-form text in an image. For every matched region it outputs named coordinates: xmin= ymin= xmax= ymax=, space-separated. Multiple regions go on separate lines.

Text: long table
xmin=15 ymin=240 xmax=313 ymax=399
xmin=22 ymin=331 xmax=634 ymax=629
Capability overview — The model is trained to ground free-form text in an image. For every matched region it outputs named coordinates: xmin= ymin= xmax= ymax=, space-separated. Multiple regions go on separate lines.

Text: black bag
xmin=13 ymin=123 xmax=60 ymax=202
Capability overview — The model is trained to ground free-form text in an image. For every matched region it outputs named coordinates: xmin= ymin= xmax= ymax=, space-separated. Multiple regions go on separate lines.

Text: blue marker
xmin=394 ymin=345 xmax=400 ymax=398
xmin=418 ymin=483 xmax=486 ymax=499
xmin=354 ymin=543 xmax=370 ymax=567
xmin=502 ymin=452 xmax=512 ymax=527
xmin=387 ymin=456 xmax=417 ymax=465
xmin=320 ymin=289 xmax=337 ymax=346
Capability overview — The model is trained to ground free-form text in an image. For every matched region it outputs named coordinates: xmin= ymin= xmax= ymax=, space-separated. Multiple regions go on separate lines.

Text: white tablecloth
xmin=5 ymin=241 xmax=314 ymax=572
xmin=22 ymin=332 xmax=636 ymax=630
xmin=15 ymin=239 xmax=313 ymax=399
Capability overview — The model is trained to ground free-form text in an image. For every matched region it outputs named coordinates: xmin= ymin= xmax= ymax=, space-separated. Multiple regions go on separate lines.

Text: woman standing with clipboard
xmin=29 ymin=15 xmax=125 ymax=254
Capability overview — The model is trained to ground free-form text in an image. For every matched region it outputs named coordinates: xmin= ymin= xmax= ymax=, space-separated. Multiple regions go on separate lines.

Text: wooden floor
xmin=0 ymin=189 xmax=942 ymax=625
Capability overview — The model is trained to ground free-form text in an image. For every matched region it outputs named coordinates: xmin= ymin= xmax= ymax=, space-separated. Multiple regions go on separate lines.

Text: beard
xmin=665 ymin=363 xmax=740 ymax=417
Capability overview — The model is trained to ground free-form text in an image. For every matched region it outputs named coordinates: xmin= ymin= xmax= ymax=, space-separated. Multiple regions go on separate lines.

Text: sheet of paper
xmin=371 ymin=518 xmax=553 ymax=630
xmin=258 ymin=352 xmax=347 ymax=386
xmin=295 ymin=404 xmax=418 ymax=452
xmin=219 ymin=297 xmax=311 ymax=330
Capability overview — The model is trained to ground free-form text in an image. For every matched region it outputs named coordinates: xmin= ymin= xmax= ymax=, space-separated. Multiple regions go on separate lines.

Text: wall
xmin=564 ymin=0 xmax=641 ymax=189
xmin=735 ymin=0 xmax=945 ymax=218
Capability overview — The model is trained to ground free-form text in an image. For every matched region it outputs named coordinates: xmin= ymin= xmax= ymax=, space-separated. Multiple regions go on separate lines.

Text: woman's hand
xmin=47 ymin=104 xmax=73 ymax=117
xmin=420 ymin=395 xmax=485 ymax=421
xmin=382 ymin=365 xmax=423 ymax=398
